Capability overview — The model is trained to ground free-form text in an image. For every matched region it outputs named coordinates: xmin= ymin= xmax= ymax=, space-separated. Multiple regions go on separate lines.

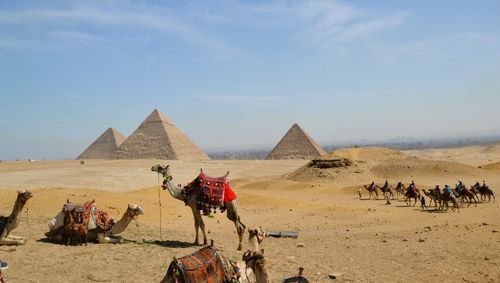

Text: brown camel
xmin=363 ymin=182 xmax=379 ymax=199
xmin=453 ymin=186 xmax=477 ymax=207
xmin=152 ymin=164 xmax=246 ymax=250
xmin=394 ymin=182 xmax=406 ymax=199
xmin=160 ymin=241 xmax=240 ymax=283
xmin=404 ymin=187 xmax=420 ymax=207
xmin=0 ymin=190 xmax=33 ymax=245
xmin=423 ymin=189 xmax=441 ymax=210
xmin=471 ymin=183 xmax=495 ymax=202
xmin=375 ymin=181 xmax=395 ymax=199
xmin=242 ymin=250 xmax=271 ymax=283
xmin=439 ymin=191 xmax=460 ymax=212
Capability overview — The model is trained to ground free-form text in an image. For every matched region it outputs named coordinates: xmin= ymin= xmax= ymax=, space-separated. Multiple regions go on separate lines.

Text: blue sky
xmin=1 ymin=0 xmax=499 ymax=159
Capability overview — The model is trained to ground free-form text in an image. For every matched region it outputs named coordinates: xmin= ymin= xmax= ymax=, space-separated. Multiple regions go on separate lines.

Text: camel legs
xmin=97 ymin=234 xmax=123 ymax=244
xmin=190 ymin=206 xmax=207 ymax=246
xmin=226 ymin=201 xmax=246 ymax=251
xmin=0 ymin=236 xmax=25 ymax=245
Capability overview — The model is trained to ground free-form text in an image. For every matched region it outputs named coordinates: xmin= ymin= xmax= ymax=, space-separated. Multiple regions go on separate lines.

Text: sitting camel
xmin=46 ymin=203 xmax=144 ymax=244
xmin=363 ymin=182 xmax=379 ymax=199
xmin=242 ymin=250 xmax=271 ymax=283
xmin=160 ymin=241 xmax=241 ymax=283
xmin=152 ymin=164 xmax=246 ymax=250
xmin=0 ymin=190 xmax=33 ymax=245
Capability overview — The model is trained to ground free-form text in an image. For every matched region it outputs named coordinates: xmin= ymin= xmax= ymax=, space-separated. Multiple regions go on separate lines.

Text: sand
xmin=0 ymin=149 xmax=499 ymax=282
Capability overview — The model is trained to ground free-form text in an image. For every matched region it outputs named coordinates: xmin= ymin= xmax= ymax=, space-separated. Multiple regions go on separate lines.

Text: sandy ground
xmin=1 ymin=151 xmax=499 ymax=283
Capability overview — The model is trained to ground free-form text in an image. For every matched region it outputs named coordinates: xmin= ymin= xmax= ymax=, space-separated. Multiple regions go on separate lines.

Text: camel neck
xmin=165 ymin=180 xmax=184 ymax=201
xmin=9 ymin=196 xmax=26 ymax=222
xmin=254 ymin=266 xmax=270 ymax=283
xmin=110 ymin=211 xmax=133 ymax=235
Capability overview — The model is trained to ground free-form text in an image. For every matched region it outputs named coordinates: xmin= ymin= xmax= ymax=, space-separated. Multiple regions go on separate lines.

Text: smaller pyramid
xmin=115 ymin=109 xmax=209 ymax=160
xmin=267 ymin=123 xmax=326 ymax=160
xmin=77 ymin=128 xmax=125 ymax=159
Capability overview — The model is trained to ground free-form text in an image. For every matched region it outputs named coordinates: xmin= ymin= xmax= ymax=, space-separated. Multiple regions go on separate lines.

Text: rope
xmin=157 ymin=173 xmax=163 ymax=241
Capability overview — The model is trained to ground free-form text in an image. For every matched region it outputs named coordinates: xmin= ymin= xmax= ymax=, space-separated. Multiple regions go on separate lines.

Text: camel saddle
xmin=63 ymin=201 xmax=114 ymax=234
xmin=183 ymin=172 xmax=237 ymax=213
xmin=167 ymin=246 xmax=240 ymax=283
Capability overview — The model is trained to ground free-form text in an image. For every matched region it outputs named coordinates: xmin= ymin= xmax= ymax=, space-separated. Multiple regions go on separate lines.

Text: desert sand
xmin=1 ymin=148 xmax=499 ymax=282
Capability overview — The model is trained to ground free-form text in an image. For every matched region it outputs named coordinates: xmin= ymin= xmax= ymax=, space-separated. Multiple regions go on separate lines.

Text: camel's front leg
xmin=191 ymin=207 xmax=202 ymax=246
xmin=97 ymin=234 xmax=123 ymax=244
xmin=0 ymin=237 xmax=25 ymax=245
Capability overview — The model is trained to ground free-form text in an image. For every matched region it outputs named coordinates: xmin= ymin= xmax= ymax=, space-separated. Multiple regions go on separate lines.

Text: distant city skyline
xmin=1 ymin=1 xmax=499 ymax=159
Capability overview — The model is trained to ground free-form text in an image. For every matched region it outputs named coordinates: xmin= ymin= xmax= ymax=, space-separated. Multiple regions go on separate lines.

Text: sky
xmin=1 ymin=0 xmax=499 ymax=159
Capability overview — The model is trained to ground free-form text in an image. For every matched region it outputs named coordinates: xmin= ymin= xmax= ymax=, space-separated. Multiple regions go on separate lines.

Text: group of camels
xmin=363 ymin=180 xmax=495 ymax=211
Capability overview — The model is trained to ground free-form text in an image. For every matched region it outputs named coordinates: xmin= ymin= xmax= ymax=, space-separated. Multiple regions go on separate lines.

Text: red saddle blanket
xmin=184 ymin=172 xmax=237 ymax=211
xmin=167 ymin=246 xmax=238 ymax=283
xmin=63 ymin=201 xmax=114 ymax=233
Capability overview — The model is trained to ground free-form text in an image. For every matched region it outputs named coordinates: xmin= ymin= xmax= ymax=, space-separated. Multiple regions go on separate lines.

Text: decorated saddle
xmin=63 ymin=200 xmax=114 ymax=234
xmin=183 ymin=171 xmax=237 ymax=213
xmin=165 ymin=245 xmax=240 ymax=283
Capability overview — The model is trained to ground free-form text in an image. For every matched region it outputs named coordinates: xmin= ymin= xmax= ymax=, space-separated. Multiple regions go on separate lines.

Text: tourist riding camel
xmin=152 ymin=164 xmax=246 ymax=250
xmin=440 ymin=185 xmax=460 ymax=212
xmin=0 ymin=190 xmax=33 ymax=245
xmin=376 ymin=180 xmax=394 ymax=199
xmin=394 ymin=181 xmax=406 ymax=199
xmin=363 ymin=181 xmax=379 ymax=199
xmin=453 ymin=184 xmax=477 ymax=207
xmin=404 ymin=181 xmax=420 ymax=206
xmin=46 ymin=201 xmax=144 ymax=244
xmin=471 ymin=181 xmax=495 ymax=202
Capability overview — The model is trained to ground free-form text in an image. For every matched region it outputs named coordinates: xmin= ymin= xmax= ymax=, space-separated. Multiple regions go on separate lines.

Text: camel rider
xmin=406 ymin=181 xmax=415 ymax=196
xmin=434 ymin=185 xmax=440 ymax=194
xmin=482 ymin=180 xmax=488 ymax=188
xmin=384 ymin=180 xmax=389 ymax=189
xmin=444 ymin=185 xmax=452 ymax=196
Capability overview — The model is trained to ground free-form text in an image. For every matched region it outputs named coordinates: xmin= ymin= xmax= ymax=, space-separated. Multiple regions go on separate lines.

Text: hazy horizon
xmin=1 ymin=1 xmax=499 ymax=160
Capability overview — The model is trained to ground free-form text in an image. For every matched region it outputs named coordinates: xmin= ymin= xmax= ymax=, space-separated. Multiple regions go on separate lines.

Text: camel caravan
xmin=362 ymin=179 xmax=495 ymax=212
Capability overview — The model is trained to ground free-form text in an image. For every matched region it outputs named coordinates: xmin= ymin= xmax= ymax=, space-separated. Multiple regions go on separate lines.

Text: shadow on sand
xmin=139 ymin=239 xmax=196 ymax=248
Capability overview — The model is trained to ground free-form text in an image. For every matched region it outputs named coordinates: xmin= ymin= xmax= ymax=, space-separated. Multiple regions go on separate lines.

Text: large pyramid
xmin=77 ymin=127 xmax=125 ymax=159
xmin=115 ymin=109 xmax=209 ymax=160
xmin=267 ymin=123 xmax=326 ymax=160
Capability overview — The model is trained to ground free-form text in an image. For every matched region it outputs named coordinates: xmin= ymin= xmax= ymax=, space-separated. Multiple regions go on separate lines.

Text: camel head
xmin=126 ymin=204 xmax=144 ymax=219
xmin=248 ymin=227 xmax=266 ymax=245
xmin=151 ymin=164 xmax=172 ymax=179
xmin=242 ymin=249 xmax=266 ymax=273
xmin=17 ymin=189 xmax=33 ymax=203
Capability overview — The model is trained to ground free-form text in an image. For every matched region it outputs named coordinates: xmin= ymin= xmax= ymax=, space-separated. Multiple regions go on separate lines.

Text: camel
xmin=394 ymin=182 xmax=406 ymax=199
xmin=242 ymin=250 xmax=271 ymax=283
xmin=471 ymin=183 xmax=495 ymax=202
xmin=46 ymin=203 xmax=144 ymax=244
xmin=422 ymin=189 xmax=441 ymax=210
xmin=363 ymin=182 xmax=379 ymax=199
xmin=0 ymin=190 xmax=33 ymax=245
xmin=453 ymin=186 xmax=477 ymax=207
xmin=404 ymin=187 xmax=420 ymax=207
xmin=375 ymin=181 xmax=395 ymax=199
xmin=439 ymin=191 xmax=460 ymax=212
xmin=160 ymin=241 xmax=241 ymax=283
xmin=152 ymin=164 xmax=246 ymax=250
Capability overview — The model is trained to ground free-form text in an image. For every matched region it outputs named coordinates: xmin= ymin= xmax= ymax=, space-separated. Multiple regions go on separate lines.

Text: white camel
xmin=152 ymin=164 xmax=246 ymax=250
xmin=46 ymin=203 xmax=144 ymax=244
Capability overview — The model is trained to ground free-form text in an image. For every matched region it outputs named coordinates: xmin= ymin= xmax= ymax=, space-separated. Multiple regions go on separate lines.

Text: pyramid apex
xmin=143 ymin=109 xmax=172 ymax=124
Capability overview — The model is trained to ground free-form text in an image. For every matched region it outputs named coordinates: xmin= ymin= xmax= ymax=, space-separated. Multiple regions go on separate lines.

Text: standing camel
xmin=394 ymin=181 xmax=406 ymax=199
xmin=363 ymin=182 xmax=379 ymax=199
xmin=152 ymin=164 xmax=246 ymax=250
xmin=375 ymin=181 xmax=395 ymax=199
xmin=0 ymin=190 xmax=33 ymax=245
xmin=423 ymin=189 xmax=440 ymax=210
